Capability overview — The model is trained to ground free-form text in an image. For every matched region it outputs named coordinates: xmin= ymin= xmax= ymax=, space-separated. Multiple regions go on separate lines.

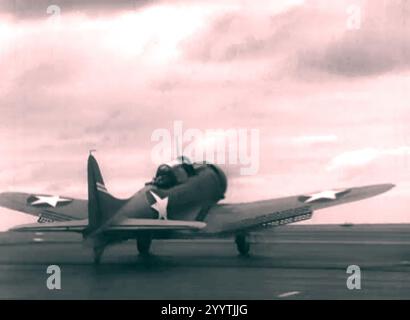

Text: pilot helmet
xmin=156 ymin=164 xmax=172 ymax=177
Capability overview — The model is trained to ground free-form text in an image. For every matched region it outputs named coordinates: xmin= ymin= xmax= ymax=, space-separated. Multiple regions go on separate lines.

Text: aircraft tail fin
xmin=87 ymin=154 xmax=126 ymax=234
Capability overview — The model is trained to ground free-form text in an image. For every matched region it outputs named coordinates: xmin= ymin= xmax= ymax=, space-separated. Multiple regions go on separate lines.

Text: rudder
xmin=87 ymin=154 xmax=125 ymax=233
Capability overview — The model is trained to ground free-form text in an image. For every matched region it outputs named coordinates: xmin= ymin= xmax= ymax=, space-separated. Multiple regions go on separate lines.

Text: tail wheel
xmin=235 ymin=234 xmax=250 ymax=256
xmin=137 ymin=234 xmax=152 ymax=256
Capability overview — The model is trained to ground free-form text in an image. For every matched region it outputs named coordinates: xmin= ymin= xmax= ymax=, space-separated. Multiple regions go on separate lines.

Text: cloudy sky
xmin=0 ymin=0 xmax=409 ymax=230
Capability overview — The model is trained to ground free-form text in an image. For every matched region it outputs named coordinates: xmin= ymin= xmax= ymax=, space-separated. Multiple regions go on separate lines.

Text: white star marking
xmin=30 ymin=195 xmax=71 ymax=208
xmin=150 ymin=191 xmax=168 ymax=220
xmin=304 ymin=189 xmax=346 ymax=203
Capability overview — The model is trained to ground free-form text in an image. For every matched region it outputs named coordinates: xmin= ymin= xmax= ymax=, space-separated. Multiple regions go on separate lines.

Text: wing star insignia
xmin=29 ymin=195 xmax=72 ymax=208
xmin=301 ymin=189 xmax=350 ymax=204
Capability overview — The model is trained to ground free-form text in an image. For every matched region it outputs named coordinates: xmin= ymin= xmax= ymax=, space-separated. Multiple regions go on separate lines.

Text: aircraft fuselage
xmin=112 ymin=163 xmax=227 ymax=223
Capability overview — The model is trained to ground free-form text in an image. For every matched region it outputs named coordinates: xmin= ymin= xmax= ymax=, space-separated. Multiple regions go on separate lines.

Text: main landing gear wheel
xmin=137 ymin=234 xmax=152 ymax=256
xmin=235 ymin=234 xmax=250 ymax=256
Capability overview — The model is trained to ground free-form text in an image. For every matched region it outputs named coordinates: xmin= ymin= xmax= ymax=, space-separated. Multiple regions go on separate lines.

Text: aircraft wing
xmin=202 ymin=184 xmax=394 ymax=234
xmin=0 ymin=192 xmax=87 ymax=222
xmin=10 ymin=218 xmax=206 ymax=232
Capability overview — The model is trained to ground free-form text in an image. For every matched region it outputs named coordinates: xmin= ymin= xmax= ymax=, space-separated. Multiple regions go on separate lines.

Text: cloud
xmin=293 ymin=135 xmax=338 ymax=145
xmin=0 ymin=0 xmax=152 ymax=18
xmin=299 ymin=0 xmax=410 ymax=77
xmin=182 ymin=0 xmax=410 ymax=79
xmin=327 ymin=146 xmax=410 ymax=171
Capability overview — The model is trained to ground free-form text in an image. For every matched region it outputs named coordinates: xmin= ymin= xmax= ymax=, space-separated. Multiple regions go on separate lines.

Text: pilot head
xmin=154 ymin=164 xmax=176 ymax=188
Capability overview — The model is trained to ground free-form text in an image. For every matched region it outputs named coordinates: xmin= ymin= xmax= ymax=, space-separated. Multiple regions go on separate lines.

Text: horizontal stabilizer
xmin=107 ymin=219 xmax=206 ymax=231
xmin=10 ymin=219 xmax=89 ymax=232
xmin=10 ymin=218 xmax=206 ymax=233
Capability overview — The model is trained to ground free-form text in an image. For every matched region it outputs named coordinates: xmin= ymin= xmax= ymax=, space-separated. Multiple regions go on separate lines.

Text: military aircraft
xmin=0 ymin=153 xmax=394 ymax=263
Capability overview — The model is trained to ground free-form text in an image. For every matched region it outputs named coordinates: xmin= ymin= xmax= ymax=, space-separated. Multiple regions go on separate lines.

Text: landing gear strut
xmin=93 ymin=245 xmax=105 ymax=264
xmin=137 ymin=233 xmax=152 ymax=256
xmin=235 ymin=233 xmax=250 ymax=256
